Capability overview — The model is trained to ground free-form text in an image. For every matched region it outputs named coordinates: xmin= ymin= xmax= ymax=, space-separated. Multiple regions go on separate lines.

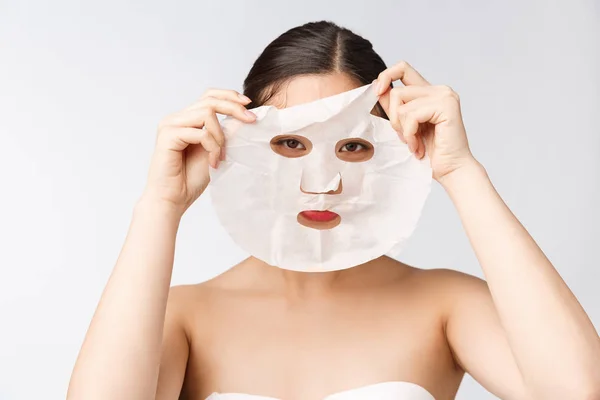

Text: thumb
xmin=378 ymin=90 xmax=391 ymax=117
xmin=376 ymin=80 xmax=391 ymax=117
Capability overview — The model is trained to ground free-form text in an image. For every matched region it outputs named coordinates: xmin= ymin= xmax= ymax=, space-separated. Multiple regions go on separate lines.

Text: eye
xmin=270 ymin=135 xmax=312 ymax=158
xmin=340 ymin=142 xmax=365 ymax=152
xmin=280 ymin=138 xmax=306 ymax=150
xmin=335 ymin=138 xmax=374 ymax=162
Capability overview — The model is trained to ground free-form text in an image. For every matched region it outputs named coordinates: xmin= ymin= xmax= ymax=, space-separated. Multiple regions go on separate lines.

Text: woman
xmin=67 ymin=21 xmax=600 ymax=400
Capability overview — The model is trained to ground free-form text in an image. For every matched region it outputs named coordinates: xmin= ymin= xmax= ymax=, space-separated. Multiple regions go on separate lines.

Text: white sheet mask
xmin=209 ymin=83 xmax=432 ymax=272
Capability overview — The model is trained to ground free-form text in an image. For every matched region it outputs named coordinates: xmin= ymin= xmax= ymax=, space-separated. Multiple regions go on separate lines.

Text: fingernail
xmin=238 ymin=94 xmax=251 ymax=103
xmin=408 ymin=142 xmax=416 ymax=153
xmin=244 ymin=110 xmax=256 ymax=120
xmin=220 ymin=147 xmax=226 ymax=161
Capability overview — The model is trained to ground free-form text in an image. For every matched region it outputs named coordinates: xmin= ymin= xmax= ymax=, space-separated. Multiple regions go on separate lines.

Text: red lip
xmin=299 ymin=210 xmax=340 ymax=222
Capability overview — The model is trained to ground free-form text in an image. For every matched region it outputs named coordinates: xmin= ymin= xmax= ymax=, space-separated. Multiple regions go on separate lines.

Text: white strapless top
xmin=206 ymin=381 xmax=435 ymax=400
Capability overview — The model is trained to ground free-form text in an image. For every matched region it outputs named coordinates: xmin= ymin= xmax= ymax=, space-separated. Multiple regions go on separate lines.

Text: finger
xmin=186 ymin=128 xmax=221 ymax=168
xmin=184 ymin=89 xmax=250 ymax=112
xmin=379 ymin=90 xmax=406 ymax=143
xmin=200 ymin=88 xmax=251 ymax=104
xmin=376 ymin=61 xmax=430 ymax=95
xmin=382 ymin=86 xmax=437 ymax=143
xmin=202 ymin=97 xmax=256 ymax=122
xmin=160 ymin=127 xmax=221 ymax=168
xmin=185 ymin=142 xmax=210 ymax=176
xmin=402 ymin=115 xmax=421 ymax=154
xmin=396 ymin=99 xmax=437 ymax=154
xmin=203 ymin=111 xmax=225 ymax=148
xmin=204 ymin=112 xmax=226 ymax=162
xmin=168 ymin=100 xmax=255 ymax=128
xmin=390 ymin=85 xmax=440 ymax=103
xmin=415 ymin=128 xmax=427 ymax=159
xmin=378 ymin=90 xmax=391 ymax=122
xmin=380 ymin=85 xmax=455 ymax=114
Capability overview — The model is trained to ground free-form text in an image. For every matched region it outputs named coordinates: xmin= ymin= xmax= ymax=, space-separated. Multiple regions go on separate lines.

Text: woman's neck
xmin=240 ymin=255 xmax=403 ymax=299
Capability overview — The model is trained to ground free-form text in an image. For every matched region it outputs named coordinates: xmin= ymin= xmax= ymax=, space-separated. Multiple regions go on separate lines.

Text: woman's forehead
xmin=266 ymin=73 xmax=362 ymax=109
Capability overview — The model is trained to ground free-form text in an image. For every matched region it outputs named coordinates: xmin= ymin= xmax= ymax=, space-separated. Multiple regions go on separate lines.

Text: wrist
xmin=134 ymin=194 xmax=185 ymax=222
xmin=438 ymin=157 xmax=488 ymax=192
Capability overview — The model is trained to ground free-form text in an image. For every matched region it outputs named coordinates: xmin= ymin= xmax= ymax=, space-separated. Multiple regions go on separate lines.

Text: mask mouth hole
xmin=297 ymin=210 xmax=341 ymax=230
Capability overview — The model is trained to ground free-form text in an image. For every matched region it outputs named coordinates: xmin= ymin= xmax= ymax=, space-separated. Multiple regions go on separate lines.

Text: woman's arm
xmin=442 ymin=160 xmax=600 ymax=399
xmin=376 ymin=61 xmax=600 ymax=399
xmin=67 ymin=88 xmax=256 ymax=400
xmin=67 ymin=199 xmax=183 ymax=400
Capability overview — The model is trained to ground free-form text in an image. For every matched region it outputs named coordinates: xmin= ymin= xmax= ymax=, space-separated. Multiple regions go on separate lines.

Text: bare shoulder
xmin=166 ymin=281 xmax=217 ymax=313
xmin=397 ymin=263 xmax=491 ymax=304
xmin=412 ymin=267 xmax=487 ymax=288
xmin=168 ymin=282 xmax=208 ymax=299
xmin=165 ymin=274 xmax=241 ymax=321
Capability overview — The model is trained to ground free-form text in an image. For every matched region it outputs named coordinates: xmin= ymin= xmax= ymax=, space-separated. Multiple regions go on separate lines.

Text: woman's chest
xmin=180 ymin=293 xmax=461 ymax=399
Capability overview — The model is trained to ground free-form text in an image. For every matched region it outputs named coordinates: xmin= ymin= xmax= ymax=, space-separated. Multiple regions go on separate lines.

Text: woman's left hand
xmin=377 ymin=61 xmax=478 ymax=182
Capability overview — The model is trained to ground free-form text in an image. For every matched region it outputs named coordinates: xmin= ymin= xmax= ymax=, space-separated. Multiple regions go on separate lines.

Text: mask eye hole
xmin=270 ymin=135 xmax=312 ymax=158
xmin=335 ymin=138 xmax=374 ymax=162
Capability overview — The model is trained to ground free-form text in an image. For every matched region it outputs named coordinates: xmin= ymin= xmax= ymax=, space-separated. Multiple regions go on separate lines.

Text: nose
xmin=300 ymin=172 xmax=343 ymax=195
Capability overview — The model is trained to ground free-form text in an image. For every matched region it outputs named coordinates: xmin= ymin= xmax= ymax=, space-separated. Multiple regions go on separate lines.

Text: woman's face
xmin=261 ymin=73 xmax=375 ymax=230
xmin=265 ymin=73 xmax=369 ymax=230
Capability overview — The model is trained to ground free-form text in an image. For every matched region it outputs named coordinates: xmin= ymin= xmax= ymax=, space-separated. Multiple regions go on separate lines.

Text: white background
xmin=1 ymin=1 xmax=599 ymax=399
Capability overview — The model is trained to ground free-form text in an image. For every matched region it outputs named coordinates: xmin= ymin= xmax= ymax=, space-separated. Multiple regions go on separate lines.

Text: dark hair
xmin=243 ymin=21 xmax=388 ymax=117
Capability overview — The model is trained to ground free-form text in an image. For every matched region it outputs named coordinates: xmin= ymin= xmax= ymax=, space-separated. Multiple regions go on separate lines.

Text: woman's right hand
xmin=141 ymin=88 xmax=257 ymax=216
